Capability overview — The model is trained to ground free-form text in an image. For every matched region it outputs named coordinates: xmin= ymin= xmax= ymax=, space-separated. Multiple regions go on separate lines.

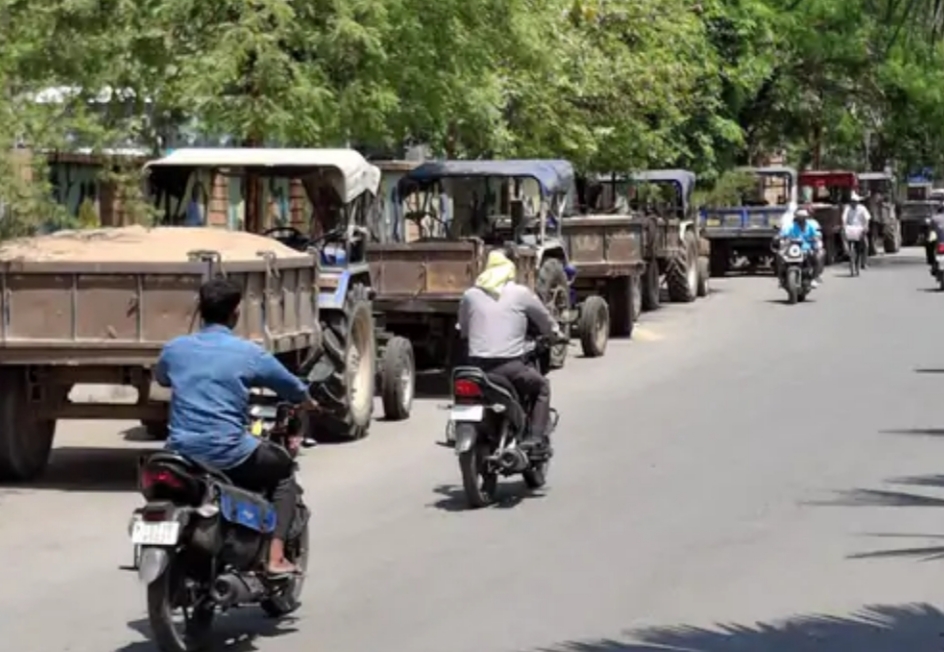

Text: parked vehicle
xmin=128 ymin=395 xmax=309 ymax=652
xmin=571 ymin=169 xmax=708 ymax=325
xmin=447 ymin=333 xmax=565 ymax=508
xmin=147 ymin=148 xmax=413 ymax=438
xmin=701 ymin=166 xmax=798 ymax=276
xmin=367 ymin=159 xmax=585 ymax=369
xmin=856 ymin=171 xmax=902 ymax=255
xmin=797 ymin=170 xmax=857 ymax=266
xmin=0 ymin=224 xmax=321 ymax=482
xmin=899 ymin=180 xmax=937 ymax=246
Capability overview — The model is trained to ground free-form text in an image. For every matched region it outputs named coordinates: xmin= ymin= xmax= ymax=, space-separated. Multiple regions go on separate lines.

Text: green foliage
xmin=3 ymin=0 xmax=944 ymax=231
xmin=694 ymin=170 xmax=758 ymax=208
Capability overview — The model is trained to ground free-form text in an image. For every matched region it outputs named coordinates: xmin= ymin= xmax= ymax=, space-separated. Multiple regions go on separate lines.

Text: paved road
xmin=4 ymin=251 xmax=944 ymax=652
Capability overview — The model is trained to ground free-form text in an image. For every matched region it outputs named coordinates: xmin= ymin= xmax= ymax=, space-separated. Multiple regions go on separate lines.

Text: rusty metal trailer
xmin=368 ymin=159 xmax=587 ymax=372
xmin=560 ymin=216 xmax=646 ymax=352
xmin=0 ymin=234 xmax=320 ymax=482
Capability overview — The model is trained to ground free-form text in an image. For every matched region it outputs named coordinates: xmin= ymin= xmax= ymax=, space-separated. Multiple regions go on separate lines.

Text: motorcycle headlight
xmin=787 ymin=244 xmax=801 ymax=257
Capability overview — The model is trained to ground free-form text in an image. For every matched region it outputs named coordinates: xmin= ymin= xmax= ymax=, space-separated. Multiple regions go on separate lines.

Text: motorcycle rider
xmin=925 ymin=202 xmax=944 ymax=274
xmin=154 ymin=276 xmax=318 ymax=577
xmin=842 ymin=191 xmax=872 ymax=269
xmin=457 ymin=247 xmax=558 ymax=450
xmin=779 ymin=207 xmax=823 ymax=286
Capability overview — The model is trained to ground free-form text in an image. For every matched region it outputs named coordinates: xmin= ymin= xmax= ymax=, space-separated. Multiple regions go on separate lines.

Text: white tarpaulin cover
xmin=146 ymin=148 xmax=382 ymax=204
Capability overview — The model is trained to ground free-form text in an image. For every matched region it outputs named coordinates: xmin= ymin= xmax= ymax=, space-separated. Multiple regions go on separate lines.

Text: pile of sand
xmin=0 ymin=226 xmax=307 ymax=263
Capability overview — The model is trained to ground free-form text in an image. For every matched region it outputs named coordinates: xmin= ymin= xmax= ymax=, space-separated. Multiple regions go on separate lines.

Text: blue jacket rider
xmin=779 ymin=207 xmax=823 ymax=285
xmin=155 ymin=276 xmax=318 ymax=577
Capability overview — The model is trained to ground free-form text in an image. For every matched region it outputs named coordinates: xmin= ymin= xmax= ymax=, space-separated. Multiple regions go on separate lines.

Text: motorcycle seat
xmin=145 ymin=451 xmax=232 ymax=485
xmin=485 ymin=373 xmax=520 ymax=401
xmin=453 ymin=366 xmax=520 ymax=404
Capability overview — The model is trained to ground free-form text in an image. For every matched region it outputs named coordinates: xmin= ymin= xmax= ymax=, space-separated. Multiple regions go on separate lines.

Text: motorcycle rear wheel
xmin=147 ymin=562 xmax=214 ymax=652
xmin=459 ymin=443 xmax=498 ymax=508
xmin=261 ymin=521 xmax=310 ymax=617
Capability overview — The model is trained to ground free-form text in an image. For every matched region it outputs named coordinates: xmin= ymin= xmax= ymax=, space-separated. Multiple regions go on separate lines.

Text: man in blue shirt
xmin=778 ymin=207 xmax=823 ymax=286
xmin=155 ymin=277 xmax=317 ymax=576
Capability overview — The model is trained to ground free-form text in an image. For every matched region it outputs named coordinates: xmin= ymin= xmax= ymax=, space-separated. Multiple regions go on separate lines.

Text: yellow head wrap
xmin=475 ymin=250 xmax=517 ymax=296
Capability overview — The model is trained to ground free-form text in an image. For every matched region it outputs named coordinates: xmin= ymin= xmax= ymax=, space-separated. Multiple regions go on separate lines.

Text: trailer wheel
xmin=608 ymin=276 xmax=636 ymax=338
xmin=709 ymin=244 xmax=729 ymax=277
xmin=641 ymin=261 xmax=660 ymax=311
xmin=307 ymin=283 xmax=376 ymax=442
xmin=696 ymin=256 xmax=710 ymax=297
xmin=0 ymin=368 xmax=57 ymax=482
xmin=379 ymin=336 xmax=414 ymax=421
xmin=537 ymin=258 xmax=570 ymax=369
xmin=578 ymin=295 xmax=609 ymax=357
xmin=884 ymin=223 xmax=901 ymax=254
xmin=666 ymin=232 xmax=697 ymax=302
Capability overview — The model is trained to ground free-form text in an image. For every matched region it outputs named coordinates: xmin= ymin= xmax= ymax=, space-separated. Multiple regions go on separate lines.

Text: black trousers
xmin=227 ymin=441 xmax=297 ymax=540
xmin=470 ymin=357 xmax=551 ymax=439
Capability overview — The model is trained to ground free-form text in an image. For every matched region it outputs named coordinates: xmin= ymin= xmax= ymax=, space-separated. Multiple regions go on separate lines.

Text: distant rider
xmin=926 ymin=202 xmax=944 ymax=274
xmin=779 ymin=207 xmax=823 ymax=286
xmin=457 ymin=248 xmax=558 ymax=450
xmin=841 ymin=191 xmax=872 ymax=269
xmin=155 ymin=276 xmax=318 ymax=577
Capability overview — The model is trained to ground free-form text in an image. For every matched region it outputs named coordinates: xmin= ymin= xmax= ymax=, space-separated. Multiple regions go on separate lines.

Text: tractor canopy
xmin=398 ymin=159 xmax=575 ymax=197
xmin=146 ymin=147 xmax=382 ymax=204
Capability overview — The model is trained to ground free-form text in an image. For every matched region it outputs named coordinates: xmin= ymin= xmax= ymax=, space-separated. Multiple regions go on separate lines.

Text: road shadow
xmin=0 ymin=445 xmax=158 ymax=492
xmin=764 ymin=298 xmax=816 ymax=306
xmin=123 ymin=425 xmax=157 ymax=443
xmin=913 ymin=367 xmax=944 ymax=374
xmin=428 ymin=481 xmax=547 ymax=512
xmin=848 ymin=527 xmax=944 ymax=561
xmin=868 ymin=254 xmax=929 ymax=268
xmin=538 ymin=603 xmax=944 ymax=651
xmin=880 ymin=427 xmax=944 ymax=437
xmin=807 ymin=488 xmax=944 ymax=508
xmin=887 ymin=474 xmax=944 ymax=489
xmin=116 ymin=611 xmax=298 ymax=652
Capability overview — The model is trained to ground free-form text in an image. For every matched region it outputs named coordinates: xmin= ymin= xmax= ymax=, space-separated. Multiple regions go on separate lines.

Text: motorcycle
xmin=775 ymin=237 xmax=814 ymax=304
xmin=128 ymin=397 xmax=309 ymax=652
xmin=927 ymin=223 xmax=944 ymax=291
xmin=447 ymin=333 xmax=564 ymax=508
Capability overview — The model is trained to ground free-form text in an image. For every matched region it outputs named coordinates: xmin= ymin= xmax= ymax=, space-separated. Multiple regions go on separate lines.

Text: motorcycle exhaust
xmin=210 ymin=573 xmax=262 ymax=608
xmin=497 ymin=448 xmax=529 ymax=473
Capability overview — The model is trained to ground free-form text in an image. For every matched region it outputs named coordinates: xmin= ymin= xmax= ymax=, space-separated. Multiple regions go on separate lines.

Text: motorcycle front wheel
xmin=785 ymin=268 xmax=800 ymax=304
xmin=147 ymin=559 xmax=214 ymax=652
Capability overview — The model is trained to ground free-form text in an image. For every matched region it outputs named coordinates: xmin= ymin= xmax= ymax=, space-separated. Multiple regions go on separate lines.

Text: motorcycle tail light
xmin=139 ymin=465 xmax=201 ymax=503
xmin=453 ymin=379 xmax=483 ymax=399
xmin=140 ymin=468 xmax=186 ymax=492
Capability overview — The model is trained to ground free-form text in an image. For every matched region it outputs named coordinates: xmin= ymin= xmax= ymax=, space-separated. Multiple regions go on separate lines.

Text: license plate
xmin=131 ymin=520 xmax=181 ymax=546
xmin=705 ymin=219 xmax=720 ymax=227
xmin=450 ymin=405 xmax=484 ymax=422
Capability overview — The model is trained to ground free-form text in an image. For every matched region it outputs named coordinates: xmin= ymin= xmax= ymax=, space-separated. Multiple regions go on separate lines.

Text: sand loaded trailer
xmin=0 ymin=226 xmax=321 ymax=482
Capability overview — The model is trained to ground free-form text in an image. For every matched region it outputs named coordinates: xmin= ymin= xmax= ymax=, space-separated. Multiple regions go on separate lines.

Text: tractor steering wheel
xmin=263 ymin=225 xmax=310 ymax=251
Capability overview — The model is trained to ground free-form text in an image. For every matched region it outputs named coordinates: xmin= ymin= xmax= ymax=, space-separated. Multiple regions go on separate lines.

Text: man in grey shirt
xmin=458 ymin=247 xmax=558 ymax=448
